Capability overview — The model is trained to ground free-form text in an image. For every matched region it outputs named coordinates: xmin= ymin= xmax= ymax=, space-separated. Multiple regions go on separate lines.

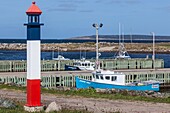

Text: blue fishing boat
xmin=75 ymin=70 xmax=160 ymax=91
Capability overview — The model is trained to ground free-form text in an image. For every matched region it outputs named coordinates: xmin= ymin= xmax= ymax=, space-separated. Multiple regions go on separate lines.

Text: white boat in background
xmin=114 ymin=23 xmax=131 ymax=59
xmin=52 ymin=55 xmax=70 ymax=61
xmin=52 ymin=47 xmax=70 ymax=60
xmin=65 ymin=58 xmax=95 ymax=71
xmin=114 ymin=43 xmax=131 ymax=59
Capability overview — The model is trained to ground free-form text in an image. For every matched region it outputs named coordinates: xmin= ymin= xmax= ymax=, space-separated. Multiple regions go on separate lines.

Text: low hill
xmin=69 ymin=35 xmax=170 ymax=41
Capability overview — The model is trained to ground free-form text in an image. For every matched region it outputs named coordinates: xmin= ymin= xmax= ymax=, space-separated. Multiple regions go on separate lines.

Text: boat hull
xmin=75 ymin=77 xmax=159 ymax=91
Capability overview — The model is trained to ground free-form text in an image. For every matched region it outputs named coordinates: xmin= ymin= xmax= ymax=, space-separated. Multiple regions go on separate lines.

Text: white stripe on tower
xmin=27 ymin=40 xmax=41 ymax=80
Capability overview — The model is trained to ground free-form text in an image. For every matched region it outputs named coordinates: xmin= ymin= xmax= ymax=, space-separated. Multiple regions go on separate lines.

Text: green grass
xmin=1 ymin=84 xmax=170 ymax=104
xmin=42 ymin=88 xmax=170 ymax=103
xmin=0 ymin=107 xmax=92 ymax=113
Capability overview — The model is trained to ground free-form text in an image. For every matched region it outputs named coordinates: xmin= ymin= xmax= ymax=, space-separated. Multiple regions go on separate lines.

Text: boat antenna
xmin=80 ymin=46 xmax=81 ymax=60
xmin=119 ymin=22 xmax=121 ymax=44
xmin=122 ymin=24 xmax=124 ymax=43
xmin=92 ymin=23 xmax=103 ymax=70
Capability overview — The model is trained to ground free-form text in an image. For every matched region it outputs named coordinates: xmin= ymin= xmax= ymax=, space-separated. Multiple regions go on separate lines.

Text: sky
xmin=1 ymin=0 xmax=170 ymax=39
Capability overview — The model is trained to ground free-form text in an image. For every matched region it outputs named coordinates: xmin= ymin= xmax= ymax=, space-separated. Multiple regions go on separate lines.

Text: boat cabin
xmin=73 ymin=60 xmax=95 ymax=70
xmin=73 ymin=61 xmax=94 ymax=67
xmin=92 ymin=70 xmax=126 ymax=85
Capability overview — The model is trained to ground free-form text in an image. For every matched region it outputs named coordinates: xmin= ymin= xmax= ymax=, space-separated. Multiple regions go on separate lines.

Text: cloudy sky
xmin=0 ymin=0 xmax=170 ymax=39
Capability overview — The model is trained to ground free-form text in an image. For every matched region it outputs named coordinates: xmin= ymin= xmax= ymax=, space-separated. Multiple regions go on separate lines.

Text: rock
xmin=95 ymin=88 xmax=108 ymax=93
xmin=95 ymin=88 xmax=101 ymax=93
xmin=0 ymin=98 xmax=16 ymax=108
xmin=146 ymin=91 xmax=155 ymax=95
xmin=45 ymin=101 xmax=62 ymax=113
xmin=63 ymin=87 xmax=71 ymax=91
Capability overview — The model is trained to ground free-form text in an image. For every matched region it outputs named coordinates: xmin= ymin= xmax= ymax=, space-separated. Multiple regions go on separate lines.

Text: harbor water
xmin=0 ymin=50 xmax=169 ymax=67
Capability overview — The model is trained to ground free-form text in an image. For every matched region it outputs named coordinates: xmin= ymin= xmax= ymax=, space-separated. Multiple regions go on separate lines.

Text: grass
xmin=42 ymin=88 xmax=170 ymax=103
xmin=1 ymin=84 xmax=170 ymax=104
xmin=0 ymin=107 xmax=92 ymax=113
xmin=0 ymin=84 xmax=170 ymax=112
xmin=1 ymin=84 xmax=170 ymax=103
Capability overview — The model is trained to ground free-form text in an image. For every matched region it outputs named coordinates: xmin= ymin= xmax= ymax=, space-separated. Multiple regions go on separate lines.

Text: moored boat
xmin=53 ymin=55 xmax=70 ymax=60
xmin=75 ymin=70 xmax=160 ymax=91
xmin=65 ymin=58 xmax=95 ymax=71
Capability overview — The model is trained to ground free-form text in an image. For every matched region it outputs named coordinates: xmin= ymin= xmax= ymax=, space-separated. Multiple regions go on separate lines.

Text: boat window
xmin=100 ymin=76 xmax=104 ymax=80
xmin=85 ymin=63 xmax=87 ymax=66
xmin=92 ymin=74 xmax=95 ymax=78
xmin=82 ymin=63 xmax=84 ymax=66
xmin=96 ymin=75 xmax=99 ymax=79
xmin=112 ymin=76 xmax=117 ymax=81
xmin=105 ymin=76 xmax=110 ymax=80
xmin=88 ymin=63 xmax=90 ymax=66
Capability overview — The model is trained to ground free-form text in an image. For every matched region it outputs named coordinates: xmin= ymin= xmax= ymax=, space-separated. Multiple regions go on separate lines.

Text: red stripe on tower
xmin=26 ymin=80 xmax=41 ymax=106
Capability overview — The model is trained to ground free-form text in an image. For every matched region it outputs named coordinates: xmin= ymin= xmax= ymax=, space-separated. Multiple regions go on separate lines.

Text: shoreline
xmin=0 ymin=48 xmax=170 ymax=54
xmin=0 ymin=42 xmax=169 ymax=54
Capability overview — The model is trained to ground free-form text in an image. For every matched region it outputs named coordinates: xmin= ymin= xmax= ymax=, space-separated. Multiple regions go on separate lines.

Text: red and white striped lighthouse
xmin=24 ymin=2 xmax=44 ymax=111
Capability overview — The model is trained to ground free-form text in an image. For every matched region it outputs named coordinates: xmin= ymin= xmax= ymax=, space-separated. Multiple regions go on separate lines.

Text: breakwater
xmin=0 ymin=42 xmax=170 ymax=53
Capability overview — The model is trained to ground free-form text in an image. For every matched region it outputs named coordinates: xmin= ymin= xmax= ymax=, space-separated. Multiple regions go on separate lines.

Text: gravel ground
xmin=0 ymin=89 xmax=170 ymax=113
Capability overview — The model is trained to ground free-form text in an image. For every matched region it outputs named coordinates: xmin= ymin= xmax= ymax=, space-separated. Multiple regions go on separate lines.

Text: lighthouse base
xmin=24 ymin=105 xmax=44 ymax=112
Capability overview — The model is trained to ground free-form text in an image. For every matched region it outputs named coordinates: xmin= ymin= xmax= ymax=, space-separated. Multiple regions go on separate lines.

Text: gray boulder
xmin=0 ymin=98 xmax=16 ymax=108
xmin=45 ymin=101 xmax=62 ymax=113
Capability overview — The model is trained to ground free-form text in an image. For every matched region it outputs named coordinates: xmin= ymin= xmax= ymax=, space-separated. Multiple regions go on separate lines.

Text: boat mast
xmin=58 ymin=47 xmax=59 ymax=57
xmin=80 ymin=46 xmax=81 ymax=60
xmin=119 ymin=23 xmax=121 ymax=45
xmin=52 ymin=48 xmax=54 ymax=59
xmin=93 ymin=23 xmax=103 ymax=70
xmin=118 ymin=23 xmax=121 ymax=57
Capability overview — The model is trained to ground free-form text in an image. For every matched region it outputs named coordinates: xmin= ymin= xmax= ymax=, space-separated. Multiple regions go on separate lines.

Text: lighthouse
xmin=24 ymin=2 xmax=44 ymax=112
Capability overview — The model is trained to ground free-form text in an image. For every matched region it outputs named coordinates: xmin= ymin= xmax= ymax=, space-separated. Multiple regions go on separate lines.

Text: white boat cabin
xmin=53 ymin=55 xmax=70 ymax=60
xmin=92 ymin=70 xmax=126 ymax=85
xmin=73 ymin=60 xmax=95 ymax=71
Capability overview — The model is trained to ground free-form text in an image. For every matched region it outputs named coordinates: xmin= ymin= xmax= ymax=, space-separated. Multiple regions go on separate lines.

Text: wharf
xmin=0 ymin=58 xmax=164 ymax=72
xmin=0 ymin=68 xmax=170 ymax=89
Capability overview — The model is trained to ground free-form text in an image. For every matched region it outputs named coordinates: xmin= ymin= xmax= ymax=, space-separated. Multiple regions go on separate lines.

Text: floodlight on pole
xmin=92 ymin=23 xmax=103 ymax=70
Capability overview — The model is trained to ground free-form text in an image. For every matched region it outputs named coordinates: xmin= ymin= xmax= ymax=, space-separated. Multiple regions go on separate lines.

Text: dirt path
xmin=0 ymin=89 xmax=170 ymax=113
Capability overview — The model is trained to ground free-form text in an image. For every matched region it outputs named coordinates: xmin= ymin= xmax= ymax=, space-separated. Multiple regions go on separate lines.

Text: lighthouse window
xmin=35 ymin=16 xmax=38 ymax=22
xmin=29 ymin=16 xmax=33 ymax=23
xmin=28 ymin=16 xmax=31 ymax=23
xmin=32 ymin=16 xmax=34 ymax=22
xmin=35 ymin=16 xmax=37 ymax=22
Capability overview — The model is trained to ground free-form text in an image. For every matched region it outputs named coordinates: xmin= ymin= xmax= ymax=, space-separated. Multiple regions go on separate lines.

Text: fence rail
xmin=0 ymin=70 xmax=170 ymax=88
xmin=0 ymin=59 xmax=164 ymax=72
